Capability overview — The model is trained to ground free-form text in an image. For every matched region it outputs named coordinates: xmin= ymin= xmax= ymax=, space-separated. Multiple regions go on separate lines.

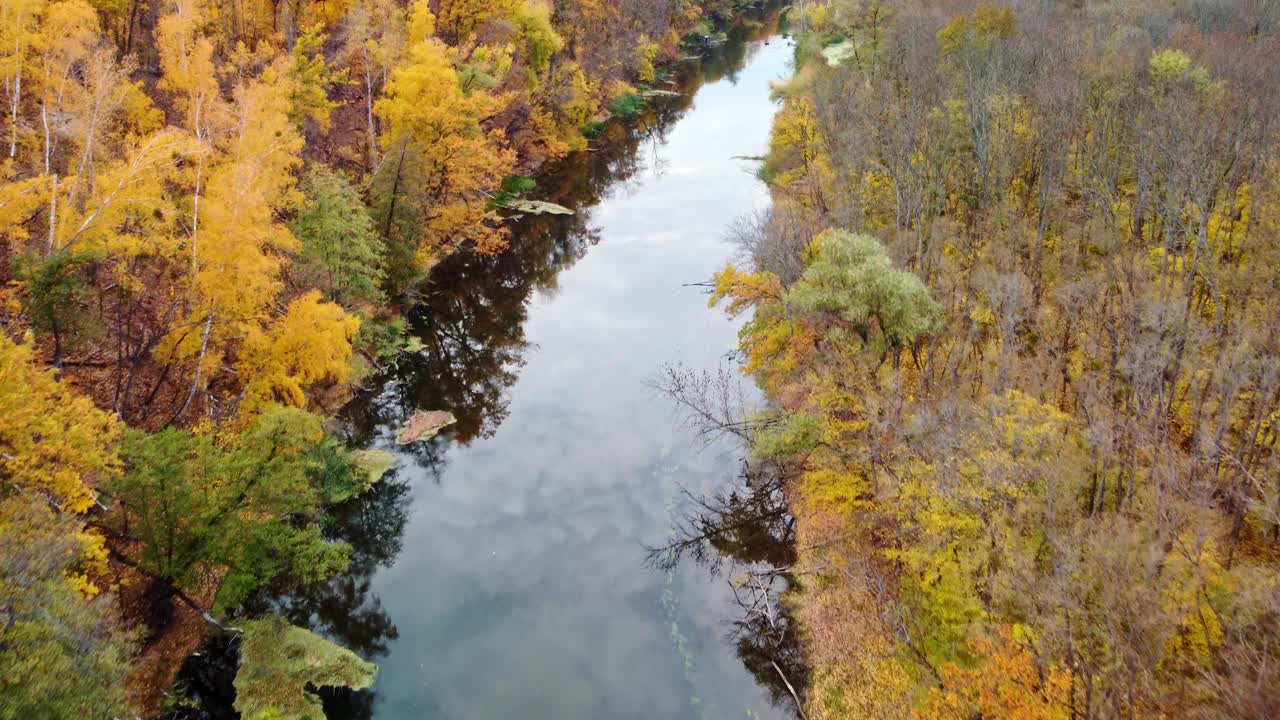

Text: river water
xmin=179 ymin=12 xmax=798 ymax=720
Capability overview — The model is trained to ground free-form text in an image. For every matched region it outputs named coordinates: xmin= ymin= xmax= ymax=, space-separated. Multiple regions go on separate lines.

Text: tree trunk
xmin=172 ymin=311 xmax=214 ymax=425
xmin=8 ymin=67 xmax=20 ymax=159
xmin=363 ymin=46 xmax=379 ymax=170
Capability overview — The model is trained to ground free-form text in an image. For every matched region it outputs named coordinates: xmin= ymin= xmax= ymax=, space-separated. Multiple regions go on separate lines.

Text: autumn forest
xmin=0 ymin=0 xmax=758 ymax=715
xmin=2 ymin=0 xmax=1280 ymax=718
xmin=709 ymin=1 xmax=1280 ymax=718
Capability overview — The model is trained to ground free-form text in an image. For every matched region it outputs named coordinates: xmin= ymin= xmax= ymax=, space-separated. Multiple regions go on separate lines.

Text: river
xmin=176 ymin=11 xmax=799 ymax=720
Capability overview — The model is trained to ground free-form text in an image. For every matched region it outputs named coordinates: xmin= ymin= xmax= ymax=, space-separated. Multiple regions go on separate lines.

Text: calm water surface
xmin=182 ymin=16 xmax=798 ymax=720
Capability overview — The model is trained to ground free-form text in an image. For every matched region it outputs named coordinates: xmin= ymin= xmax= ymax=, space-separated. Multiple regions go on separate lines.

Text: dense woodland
xmin=0 ymin=0 xmax=754 ymax=716
xmin=703 ymin=0 xmax=1280 ymax=718
xmin=7 ymin=0 xmax=1280 ymax=717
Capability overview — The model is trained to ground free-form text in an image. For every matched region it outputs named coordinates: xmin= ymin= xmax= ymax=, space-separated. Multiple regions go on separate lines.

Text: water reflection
xmin=344 ymin=8 xmax=788 ymax=458
xmin=648 ymin=452 xmax=808 ymax=713
xmin=265 ymin=470 xmax=412 ymax=658
xmin=167 ymin=7 xmax=797 ymax=719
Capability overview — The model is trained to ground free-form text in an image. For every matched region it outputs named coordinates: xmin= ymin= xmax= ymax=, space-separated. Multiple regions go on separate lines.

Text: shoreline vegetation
xmin=0 ymin=1 xmax=767 ymax=717
xmin=707 ymin=0 xmax=1280 ymax=718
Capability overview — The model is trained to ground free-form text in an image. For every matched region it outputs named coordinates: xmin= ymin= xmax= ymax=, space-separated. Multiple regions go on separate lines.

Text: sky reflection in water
xmin=284 ymin=22 xmax=795 ymax=720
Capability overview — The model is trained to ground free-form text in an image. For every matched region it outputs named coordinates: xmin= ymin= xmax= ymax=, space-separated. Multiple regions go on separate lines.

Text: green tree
xmin=11 ymin=249 xmax=104 ymax=366
xmin=366 ymin=140 xmax=431 ymax=294
xmin=289 ymin=168 xmax=385 ymax=306
xmin=109 ymin=409 xmax=350 ymax=614
xmin=789 ymin=229 xmax=941 ymax=349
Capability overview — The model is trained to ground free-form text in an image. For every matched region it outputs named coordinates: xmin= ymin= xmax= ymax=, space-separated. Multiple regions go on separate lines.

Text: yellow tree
xmin=156 ymin=0 xmax=227 ymax=276
xmin=156 ymin=0 xmax=224 ymax=140
xmin=373 ymin=0 xmax=515 ymax=263
xmin=0 ymin=331 xmax=120 ymax=589
xmin=0 ymin=0 xmax=41 ymax=160
xmin=48 ymin=128 xmax=188 ymax=257
xmin=23 ymin=0 xmax=152 ymax=256
xmin=29 ymin=0 xmax=99 ymax=174
xmin=159 ymin=56 xmax=305 ymax=421
xmin=434 ymin=0 xmax=517 ymax=43
xmin=337 ymin=0 xmax=407 ymax=168
xmin=0 ymin=332 xmax=120 ymax=513
xmin=156 ymin=48 xmax=360 ymax=421
xmin=238 ymin=291 xmax=361 ymax=415
xmin=768 ymin=95 xmax=835 ymax=216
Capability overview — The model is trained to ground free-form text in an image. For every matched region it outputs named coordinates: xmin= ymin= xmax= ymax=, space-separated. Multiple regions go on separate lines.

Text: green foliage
xmin=581 ymin=120 xmax=607 ymax=139
xmin=355 ymin=313 xmax=419 ymax=366
xmin=751 ymin=411 xmax=825 ymax=459
xmin=311 ymin=441 xmax=393 ymax=504
xmin=11 ymin=249 xmax=105 ymax=362
xmin=290 ymin=168 xmax=385 ymax=306
xmin=234 ymin=615 xmax=377 ymax=720
xmin=490 ymin=174 xmax=537 ymax=208
xmin=609 ymin=92 xmax=646 ymax=119
xmin=789 ymin=229 xmax=941 ymax=349
xmin=0 ymin=496 xmax=135 ymax=720
xmin=110 ymin=409 xmax=350 ymax=611
xmin=309 ymin=440 xmax=365 ymax=504
xmin=367 ymin=141 xmax=430 ymax=295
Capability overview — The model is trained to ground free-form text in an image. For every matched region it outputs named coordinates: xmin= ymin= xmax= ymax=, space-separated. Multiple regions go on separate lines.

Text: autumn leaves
xmin=725 ymin=1 xmax=1280 ymax=718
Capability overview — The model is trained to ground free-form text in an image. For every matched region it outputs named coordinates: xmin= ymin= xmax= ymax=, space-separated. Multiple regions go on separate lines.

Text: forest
xmin=699 ymin=0 xmax=1280 ymax=718
xmin=6 ymin=0 xmax=1280 ymax=717
xmin=0 ymin=0 xmax=755 ymax=716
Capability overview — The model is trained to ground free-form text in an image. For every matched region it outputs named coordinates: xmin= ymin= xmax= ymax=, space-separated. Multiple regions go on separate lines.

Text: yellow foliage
xmin=858 ymin=170 xmax=897 ymax=230
xmin=159 ymin=57 xmax=304 ymax=381
xmin=918 ymin=629 xmax=1071 ymax=720
xmin=770 ymin=96 xmax=835 ymax=206
xmin=708 ymin=264 xmax=784 ymax=316
xmin=157 ymin=0 xmax=225 ymax=138
xmin=633 ymin=35 xmax=660 ymax=83
xmin=239 ymin=292 xmax=360 ymax=414
xmin=375 ymin=4 xmax=516 ymax=256
xmin=806 ymin=4 xmax=829 ymax=33
xmin=52 ymin=128 xmax=193 ymax=256
xmin=888 ymin=393 xmax=1081 ymax=663
xmin=938 ymin=4 xmax=1016 ymax=57
xmin=67 ymin=527 xmax=110 ymax=595
xmin=800 ymin=467 xmax=873 ymax=515
xmin=0 ymin=332 xmax=120 ymax=513
xmin=1149 ymin=48 xmax=1212 ymax=92
xmin=1159 ymin=535 xmax=1229 ymax=670
xmin=0 ymin=176 xmax=49 ymax=242
xmin=1207 ymin=183 xmax=1250 ymax=258
xmin=435 ymin=0 xmax=517 ymax=41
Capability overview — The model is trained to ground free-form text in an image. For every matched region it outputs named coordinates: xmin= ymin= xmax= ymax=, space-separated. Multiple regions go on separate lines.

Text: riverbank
xmin=161 ymin=10 xmax=798 ymax=719
xmin=729 ymin=2 xmax=1280 ymax=718
xmin=128 ymin=5 xmax=788 ymax=713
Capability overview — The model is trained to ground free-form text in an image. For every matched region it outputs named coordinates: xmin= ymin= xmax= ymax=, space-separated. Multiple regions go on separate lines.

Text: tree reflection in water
xmin=646 ymin=363 xmax=809 ymax=716
xmin=165 ymin=9 xmax=794 ymax=718
xmin=648 ymin=459 xmax=810 ymax=716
